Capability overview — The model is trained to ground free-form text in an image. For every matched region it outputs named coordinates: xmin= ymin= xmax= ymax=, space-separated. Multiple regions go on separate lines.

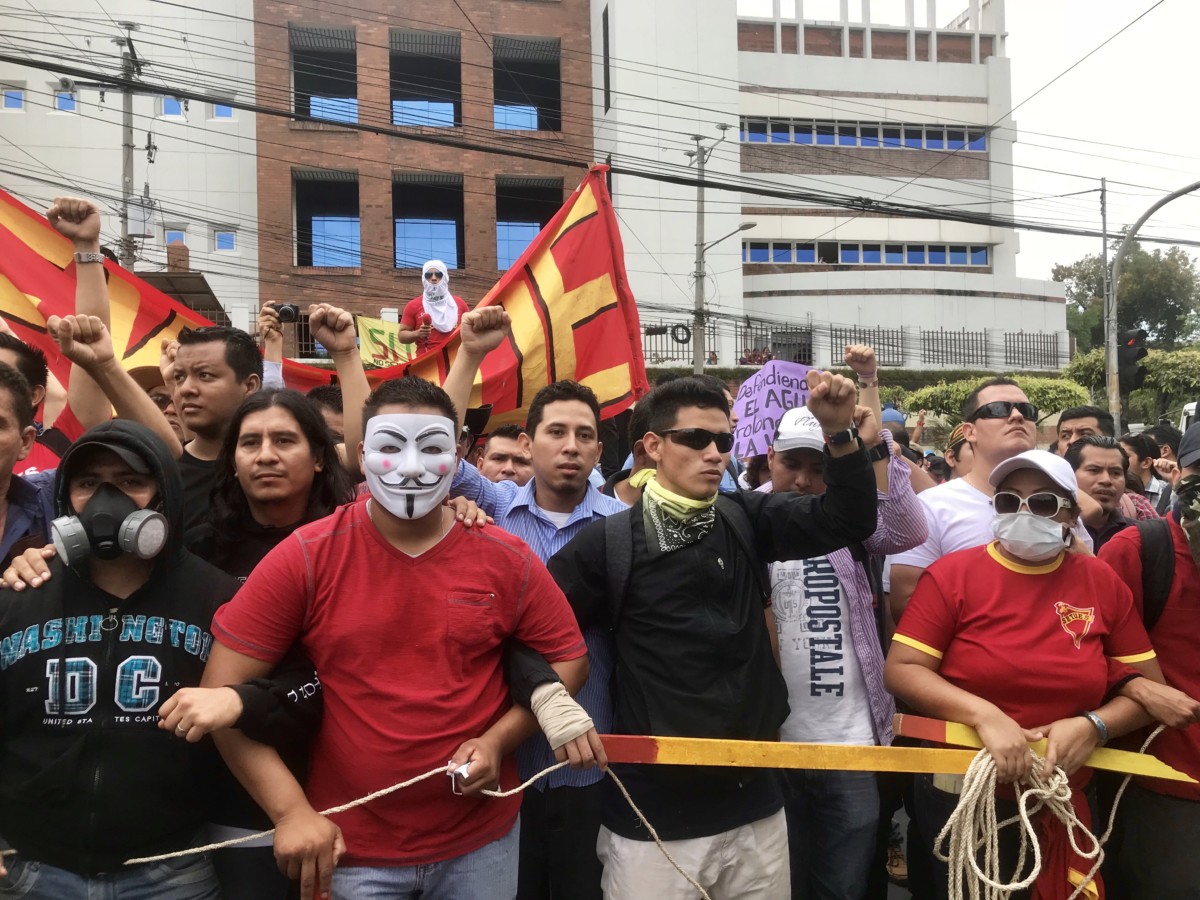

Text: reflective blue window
xmin=796 ymin=244 xmax=816 ymax=263
xmin=840 ymin=244 xmax=860 ymax=264
xmin=816 ymin=123 xmax=836 ymax=146
xmin=859 ymin=126 xmax=880 ymax=147
xmin=771 ymin=122 xmax=789 ymax=142
xmin=925 ymin=127 xmax=945 ymax=150
xmin=495 ymin=104 xmax=538 ymax=130
xmin=907 ymin=245 xmax=925 ymax=264
xmin=771 ymin=244 xmax=793 ymax=263
xmin=2 ymin=89 xmax=22 ymax=110
xmin=213 ymin=104 xmax=234 ymax=119
xmin=885 ymin=244 xmax=903 ymax=263
xmin=393 ymin=100 xmax=455 ymax=127
xmin=862 ymin=244 xmax=881 ymax=264
xmin=747 ymin=242 xmax=770 ymax=262
xmin=928 ymin=245 xmax=947 ymax=265
xmin=311 ymin=97 xmax=357 ymax=123
xmin=497 ymin=222 xmax=541 ymax=269
xmin=903 ymin=126 xmax=923 ymax=149
xmin=395 ymin=218 xmax=457 ymax=269
xmin=967 ymin=129 xmax=987 ymax=151
xmin=746 ymin=120 xmax=768 ymax=143
xmin=215 ymin=232 xmax=236 ymax=252
xmin=165 ymin=229 xmax=186 ymax=245
xmin=163 ymin=96 xmax=183 ymax=117
xmin=55 ymin=91 xmax=76 ymax=112
xmin=949 ymin=245 xmax=967 ymax=265
xmin=312 ymin=217 xmax=361 ymax=267
xmin=793 ymin=123 xmax=814 ymax=144
xmin=970 ymin=245 xmax=988 ymax=265
xmin=882 ymin=127 xmax=902 ymax=148
xmin=838 ymin=124 xmax=857 ymax=146
xmin=947 ymin=129 xmax=965 ymax=150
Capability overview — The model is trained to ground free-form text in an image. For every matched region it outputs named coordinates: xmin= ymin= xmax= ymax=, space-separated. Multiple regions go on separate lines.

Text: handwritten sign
xmin=732 ymin=360 xmax=812 ymax=457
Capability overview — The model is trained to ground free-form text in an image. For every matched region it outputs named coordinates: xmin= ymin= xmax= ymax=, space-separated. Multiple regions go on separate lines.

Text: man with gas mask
xmin=203 ymin=375 xmax=591 ymax=900
xmin=0 ymin=418 xmax=240 ymax=897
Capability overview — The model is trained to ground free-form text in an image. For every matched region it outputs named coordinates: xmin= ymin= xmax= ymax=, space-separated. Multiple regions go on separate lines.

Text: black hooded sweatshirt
xmin=0 ymin=420 xmax=241 ymax=874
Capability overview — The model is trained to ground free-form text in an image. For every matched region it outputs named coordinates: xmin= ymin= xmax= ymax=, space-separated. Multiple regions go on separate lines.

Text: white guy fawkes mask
xmin=363 ymin=413 xmax=457 ymax=520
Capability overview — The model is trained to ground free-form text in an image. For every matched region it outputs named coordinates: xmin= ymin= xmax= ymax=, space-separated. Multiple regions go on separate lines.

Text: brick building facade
xmin=253 ymin=0 xmax=592 ymax=356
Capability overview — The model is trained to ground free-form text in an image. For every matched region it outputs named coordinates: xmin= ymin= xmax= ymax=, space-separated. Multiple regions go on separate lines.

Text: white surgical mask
xmin=363 ymin=413 xmax=457 ymax=520
xmin=992 ymin=511 xmax=1069 ymax=562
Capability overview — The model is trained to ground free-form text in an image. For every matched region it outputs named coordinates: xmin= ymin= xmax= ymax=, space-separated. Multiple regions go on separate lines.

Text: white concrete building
xmin=0 ymin=1 xmax=259 ymax=331
xmin=594 ymin=0 xmax=1068 ymax=370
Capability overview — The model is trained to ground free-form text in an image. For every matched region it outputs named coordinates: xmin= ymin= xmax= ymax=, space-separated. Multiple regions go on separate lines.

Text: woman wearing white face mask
xmin=884 ymin=450 xmax=1169 ymax=900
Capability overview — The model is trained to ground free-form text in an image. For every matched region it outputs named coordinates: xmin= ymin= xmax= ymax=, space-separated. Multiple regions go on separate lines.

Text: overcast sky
xmin=1002 ymin=0 xmax=1199 ymax=280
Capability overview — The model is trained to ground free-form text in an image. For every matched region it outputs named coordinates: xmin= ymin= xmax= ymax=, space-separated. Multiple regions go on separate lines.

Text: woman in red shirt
xmin=885 ymin=449 xmax=1165 ymax=900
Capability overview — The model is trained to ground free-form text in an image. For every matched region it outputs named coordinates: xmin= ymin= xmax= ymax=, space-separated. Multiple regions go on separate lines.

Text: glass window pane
xmin=903 ymin=126 xmax=923 ymax=149
xmin=840 ymin=244 xmax=860 ymax=264
xmin=796 ymin=243 xmax=816 ymax=263
xmin=949 ymin=245 xmax=967 ymax=265
xmin=906 ymin=245 xmax=925 ymax=264
xmin=882 ymin=126 xmax=901 ymax=148
xmin=215 ymin=232 xmax=236 ymax=252
xmin=2 ymin=90 xmax=22 ymax=110
xmin=970 ymin=245 xmax=988 ymax=265
xmin=395 ymin=218 xmax=457 ymax=269
xmin=771 ymin=244 xmax=793 ymax=263
xmin=494 ymin=104 xmax=538 ymax=130
xmin=967 ymin=129 xmax=987 ymax=151
xmin=771 ymin=121 xmax=790 ymax=142
xmin=928 ymin=245 xmax=947 ymax=264
xmin=885 ymin=243 xmax=903 ymax=263
xmin=862 ymin=243 xmax=881 ymax=263
xmin=859 ymin=125 xmax=879 ymax=147
xmin=393 ymin=100 xmax=455 ymax=127
xmin=313 ymin=217 xmax=361 ymax=267
xmin=816 ymin=122 xmax=836 ymax=145
xmin=925 ymin=126 xmax=945 ymax=150
xmin=793 ymin=122 xmax=814 ymax=144
xmin=497 ymin=222 xmax=541 ymax=269
xmin=748 ymin=242 xmax=770 ymax=262
xmin=165 ymin=229 xmax=186 ymax=245
xmin=213 ymin=104 xmax=233 ymax=118
xmin=55 ymin=92 xmax=76 ymax=112
xmin=311 ymin=97 xmax=357 ymax=123
xmin=746 ymin=120 xmax=768 ymax=143
xmin=163 ymin=96 xmax=183 ymax=116
xmin=838 ymin=124 xmax=857 ymax=146
xmin=947 ymin=129 xmax=965 ymax=150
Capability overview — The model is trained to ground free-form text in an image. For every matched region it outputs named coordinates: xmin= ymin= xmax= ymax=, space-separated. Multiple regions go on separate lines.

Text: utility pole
xmin=1101 ymin=178 xmax=1118 ymax=427
xmin=688 ymin=127 xmax=728 ymax=374
xmin=113 ymin=22 xmax=142 ymax=270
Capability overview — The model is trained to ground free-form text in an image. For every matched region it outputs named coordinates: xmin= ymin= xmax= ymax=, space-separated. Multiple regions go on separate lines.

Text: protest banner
xmin=356 ymin=314 xmax=415 ymax=367
xmin=732 ymin=359 xmax=812 ymax=457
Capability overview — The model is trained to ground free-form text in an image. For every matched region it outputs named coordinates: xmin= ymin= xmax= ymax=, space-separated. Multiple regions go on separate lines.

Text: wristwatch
xmin=866 ymin=443 xmax=889 ymax=463
xmin=823 ymin=426 xmax=859 ymax=446
xmin=73 ymin=251 xmax=105 ymax=265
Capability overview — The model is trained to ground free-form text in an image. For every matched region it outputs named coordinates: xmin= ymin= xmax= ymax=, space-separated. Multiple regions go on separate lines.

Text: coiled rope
xmin=936 ymin=726 xmax=1163 ymax=900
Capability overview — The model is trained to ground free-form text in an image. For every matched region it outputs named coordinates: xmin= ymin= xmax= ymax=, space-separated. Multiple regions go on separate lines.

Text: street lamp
xmin=693 ymin=221 xmax=756 ymax=373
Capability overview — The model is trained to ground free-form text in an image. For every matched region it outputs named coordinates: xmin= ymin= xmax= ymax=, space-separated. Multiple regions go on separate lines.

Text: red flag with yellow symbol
xmin=0 ymin=189 xmax=330 ymax=393
xmin=378 ymin=165 xmax=649 ymax=427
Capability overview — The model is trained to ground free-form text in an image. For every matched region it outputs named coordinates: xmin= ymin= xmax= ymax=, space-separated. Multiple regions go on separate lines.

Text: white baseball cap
xmin=773 ymin=406 xmax=825 ymax=453
xmin=988 ymin=449 xmax=1078 ymax=501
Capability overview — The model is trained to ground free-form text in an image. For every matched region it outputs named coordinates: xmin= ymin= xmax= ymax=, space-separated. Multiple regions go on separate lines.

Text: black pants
xmin=211 ymin=845 xmax=293 ymax=900
xmin=516 ymin=781 xmax=605 ymax=900
xmin=1106 ymin=783 xmax=1200 ymax=900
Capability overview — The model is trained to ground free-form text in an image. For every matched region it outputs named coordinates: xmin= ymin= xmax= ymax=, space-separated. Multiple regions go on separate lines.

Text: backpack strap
xmin=35 ymin=427 xmax=71 ymax=460
xmin=604 ymin=509 xmax=636 ymax=628
xmin=714 ymin=495 xmax=772 ymax=606
xmin=1136 ymin=518 xmax=1174 ymax=632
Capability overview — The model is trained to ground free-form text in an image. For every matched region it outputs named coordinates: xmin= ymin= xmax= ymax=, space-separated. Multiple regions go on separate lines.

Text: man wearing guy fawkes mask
xmin=0 ymin=419 xmax=242 ymax=896
xmin=206 ymin=376 xmax=591 ymax=900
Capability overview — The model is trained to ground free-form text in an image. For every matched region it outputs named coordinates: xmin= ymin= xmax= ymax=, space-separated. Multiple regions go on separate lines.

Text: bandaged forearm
xmin=530 ymin=682 xmax=594 ymax=750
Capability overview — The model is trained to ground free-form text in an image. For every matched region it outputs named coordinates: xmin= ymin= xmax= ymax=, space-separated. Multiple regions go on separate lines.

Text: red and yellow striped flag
xmin=0 ymin=189 xmax=329 ymax=392
xmin=379 ymin=165 xmax=649 ymax=426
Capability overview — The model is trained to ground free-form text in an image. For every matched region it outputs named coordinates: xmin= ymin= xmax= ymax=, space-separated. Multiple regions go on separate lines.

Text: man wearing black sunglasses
xmin=548 ymin=373 xmax=877 ymax=898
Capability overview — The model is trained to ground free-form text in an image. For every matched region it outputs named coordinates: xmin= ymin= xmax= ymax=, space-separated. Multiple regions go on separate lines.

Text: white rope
xmin=117 ymin=761 xmax=713 ymax=900
xmin=936 ymin=726 xmax=1163 ymax=900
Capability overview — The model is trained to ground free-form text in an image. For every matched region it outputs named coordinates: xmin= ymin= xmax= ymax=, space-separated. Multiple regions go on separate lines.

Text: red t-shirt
xmin=1099 ymin=522 xmax=1200 ymax=799
xmin=895 ymin=543 xmax=1154 ymax=729
xmin=400 ymin=295 xmax=468 ymax=352
xmin=212 ymin=498 xmax=585 ymax=866
xmin=15 ymin=404 xmax=86 ymax=476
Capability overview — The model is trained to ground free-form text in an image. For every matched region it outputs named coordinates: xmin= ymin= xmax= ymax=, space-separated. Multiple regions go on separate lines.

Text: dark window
xmin=925 ymin=126 xmax=945 ymax=150
xmin=817 ymin=241 xmax=838 ymax=263
xmin=496 ymin=177 xmax=562 ymax=269
xmin=602 ymin=7 xmax=611 ymax=112
xmin=290 ymin=26 xmax=358 ymax=124
xmin=947 ymin=128 xmax=966 ymax=150
xmin=907 ymin=245 xmax=925 ymax=264
xmin=840 ymin=243 xmax=861 ymax=264
xmin=771 ymin=243 xmax=793 ymax=263
xmin=746 ymin=120 xmax=768 ymax=142
xmin=771 ymin=121 xmax=790 ymax=142
xmin=903 ymin=126 xmax=923 ymax=149
xmin=493 ymin=36 xmax=561 ymax=131
xmin=970 ymin=245 xmax=988 ymax=265
xmin=949 ymin=245 xmax=968 ymax=265
xmin=862 ymin=243 xmax=881 ymax=263
xmin=294 ymin=170 xmax=360 ymax=267
xmin=882 ymin=126 xmax=902 ymax=148
xmin=885 ymin=243 xmax=903 ymax=263
xmin=816 ymin=122 xmax=836 ymax=145
xmin=927 ymin=245 xmax=947 ymax=265
xmin=748 ymin=242 xmax=770 ymax=262
xmin=793 ymin=122 xmax=814 ymax=144
xmin=860 ymin=125 xmax=880 ymax=147
xmin=796 ymin=243 xmax=816 ymax=263
xmin=390 ymin=29 xmax=462 ymax=127
xmin=393 ymin=174 xmax=465 ymax=269
xmin=967 ymin=129 xmax=987 ymax=151
xmin=837 ymin=124 xmax=857 ymax=146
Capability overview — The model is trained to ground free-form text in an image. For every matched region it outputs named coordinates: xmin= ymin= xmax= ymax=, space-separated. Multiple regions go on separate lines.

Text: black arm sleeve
xmin=230 ymin=647 xmax=323 ymax=749
xmin=505 ymin=641 xmax=562 ymax=709
xmin=546 ymin=519 xmax=611 ymax=630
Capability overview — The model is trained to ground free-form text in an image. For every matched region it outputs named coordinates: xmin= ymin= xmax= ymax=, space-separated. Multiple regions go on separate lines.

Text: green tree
xmin=1053 ymin=255 xmax=1105 ymax=352
xmin=905 ymin=376 xmax=1088 ymax=425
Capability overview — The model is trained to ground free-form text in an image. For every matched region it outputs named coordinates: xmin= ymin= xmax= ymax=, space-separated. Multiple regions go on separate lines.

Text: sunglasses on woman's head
xmin=967 ymin=400 xmax=1038 ymax=423
xmin=659 ymin=428 xmax=735 ymax=453
xmin=424 ymin=271 xmax=444 ymax=281
xmin=992 ymin=490 xmax=1072 ymax=518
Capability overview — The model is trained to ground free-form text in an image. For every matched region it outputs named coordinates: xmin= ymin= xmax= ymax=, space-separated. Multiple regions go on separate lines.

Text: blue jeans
xmin=333 ymin=818 xmax=519 ymax=900
xmin=784 ymin=769 xmax=879 ymax=900
xmin=0 ymin=854 xmax=219 ymax=899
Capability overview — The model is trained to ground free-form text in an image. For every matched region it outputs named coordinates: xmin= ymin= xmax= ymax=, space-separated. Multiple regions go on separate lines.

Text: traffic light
xmin=1118 ymin=328 xmax=1148 ymax=394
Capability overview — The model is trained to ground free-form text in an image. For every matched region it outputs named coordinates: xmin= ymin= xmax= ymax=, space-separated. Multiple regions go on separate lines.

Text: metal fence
xmin=922 ymin=328 xmax=988 ymax=366
xmin=641 ymin=320 xmax=721 ymax=366
xmin=830 ymin=326 xmax=904 ymax=367
xmin=1005 ymin=332 xmax=1060 ymax=369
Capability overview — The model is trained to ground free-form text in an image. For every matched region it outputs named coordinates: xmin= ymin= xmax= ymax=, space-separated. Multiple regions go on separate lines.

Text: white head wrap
xmin=421 ymin=260 xmax=457 ymax=333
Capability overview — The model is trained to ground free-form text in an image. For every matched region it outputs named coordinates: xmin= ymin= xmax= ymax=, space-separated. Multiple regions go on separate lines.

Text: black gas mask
xmin=51 ymin=482 xmax=168 ymax=565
